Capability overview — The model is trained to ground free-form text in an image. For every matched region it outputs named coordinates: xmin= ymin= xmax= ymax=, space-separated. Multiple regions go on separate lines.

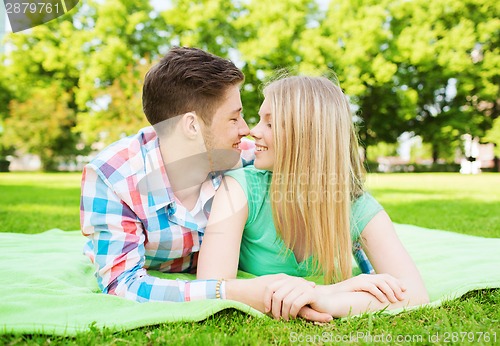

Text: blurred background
xmin=0 ymin=0 xmax=498 ymax=173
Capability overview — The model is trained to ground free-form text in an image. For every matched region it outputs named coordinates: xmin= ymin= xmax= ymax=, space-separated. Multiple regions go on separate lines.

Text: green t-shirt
xmin=225 ymin=166 xmax=384 ymax=277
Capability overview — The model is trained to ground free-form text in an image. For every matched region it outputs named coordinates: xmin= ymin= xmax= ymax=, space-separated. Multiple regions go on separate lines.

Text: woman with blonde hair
xmin=197 ymin=76 xmax=428 ymax=320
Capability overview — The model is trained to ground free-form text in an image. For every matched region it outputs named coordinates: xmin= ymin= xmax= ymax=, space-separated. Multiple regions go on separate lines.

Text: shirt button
xmin=168 ymin=202 xmax=176 ymax=215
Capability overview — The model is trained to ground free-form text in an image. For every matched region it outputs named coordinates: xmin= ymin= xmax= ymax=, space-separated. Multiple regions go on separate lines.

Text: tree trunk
xmin=432 ymin=143 xmax=439 ymax=163
xmin=362 ymin=144 xmax=368 ymax=163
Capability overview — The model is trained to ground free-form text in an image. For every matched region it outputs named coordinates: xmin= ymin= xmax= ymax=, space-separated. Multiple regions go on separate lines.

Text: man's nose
xmin=239 ymin=119 xmax=250 ymax=136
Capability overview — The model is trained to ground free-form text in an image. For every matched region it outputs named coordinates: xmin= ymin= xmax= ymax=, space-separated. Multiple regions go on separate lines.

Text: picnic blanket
xmin=1 ymin=224 xmax=499 ymax=335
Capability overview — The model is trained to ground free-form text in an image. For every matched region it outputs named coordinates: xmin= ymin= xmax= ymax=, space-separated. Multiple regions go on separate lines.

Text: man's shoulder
xmin=86 ymin=126 xmax=158 ymax=182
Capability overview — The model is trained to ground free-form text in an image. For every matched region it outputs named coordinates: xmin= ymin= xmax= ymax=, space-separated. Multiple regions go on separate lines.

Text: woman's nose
xmin=250 ymin=125 xmax=261 ymax=139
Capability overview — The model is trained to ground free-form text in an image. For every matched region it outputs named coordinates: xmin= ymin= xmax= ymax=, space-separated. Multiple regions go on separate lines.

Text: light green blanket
xmin=0 ymin=224 xmax=499 ymax=335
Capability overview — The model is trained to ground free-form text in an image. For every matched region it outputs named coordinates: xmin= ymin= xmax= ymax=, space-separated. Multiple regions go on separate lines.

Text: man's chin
xmin=207 ymin=148 xmax=241 ymax=172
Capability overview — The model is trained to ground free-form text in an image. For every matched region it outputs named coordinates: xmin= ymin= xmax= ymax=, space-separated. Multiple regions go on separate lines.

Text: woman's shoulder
xmin=224 ymin=166 xmax=271 ymax=225
xmin=352 ymin=192 xmax=382 ymax=208
xmin=350 ymin=192 xmax=385 ymax=239
xmin=225 ymin=165 xmax=271 ymax=185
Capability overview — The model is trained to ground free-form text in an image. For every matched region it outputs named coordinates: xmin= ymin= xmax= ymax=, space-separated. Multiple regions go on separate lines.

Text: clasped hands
xmin=253 ymin=273 xmax=407 ymax=322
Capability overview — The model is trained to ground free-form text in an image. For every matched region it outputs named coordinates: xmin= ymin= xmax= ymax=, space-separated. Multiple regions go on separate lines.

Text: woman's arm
xmin=196 ymin=176 xmax=248 ymax=279
xmin=359 ymin=210 xmax=429 ymax=306
xmin=319 ymin=211 xmax=429 ymax=316
xmin=266 ymin=210 xmax=429 ymax=319
xmin=196 ymin=176 xmax=336 ymax=323
xmin=196 ymin=176 xmax=333 ymax=322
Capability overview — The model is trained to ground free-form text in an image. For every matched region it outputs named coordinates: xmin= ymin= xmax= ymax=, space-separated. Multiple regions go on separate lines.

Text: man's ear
xmin=181 ymin=112 xmax=200 ymax=138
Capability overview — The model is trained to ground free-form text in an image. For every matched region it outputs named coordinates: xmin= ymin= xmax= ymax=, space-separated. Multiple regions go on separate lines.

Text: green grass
xmin=0 ymin=173 xmax=82 ymax=234
xmin=1 ymin=172 xmax=499 ymax=345
xmin=366 ymin=173 xmax=500 ymax=238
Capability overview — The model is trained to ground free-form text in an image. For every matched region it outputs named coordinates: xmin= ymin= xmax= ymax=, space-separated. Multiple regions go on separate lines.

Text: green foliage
xmin=367 ymin=142 xmax=398 ymax=159
xmin=409 ymin=140 xmax=433 ymax=163
xmin=75 ymin=62 xmax=151 ymax=146
xmin=310 ymin=0 xmax=409 ymax=149
xmin=485 ymin=117 xmax=500 ymax=156
xmin=0 ymin=61 xmax=15 ymax=160
xmin=236 ymin=0 xmax=320 ymax=119
xmin=75 ymin=0 xmax=163 ymax=108
xmin=3 ymin=84 xmax=79 ymax=171
xmin=1 ymin=0 xmax=164 ymax=170
xmin=162 ymin=0 xmax=242 ymax=57
xmin=390 ymin=0 xmax=500 ymax=160
xmin=0 ymin=120 xmax=15 ymax=160
xmin=0 ymin=63 xmax=13 ymax=121
xmin=1 ymin=0 xmax=499 ymax=169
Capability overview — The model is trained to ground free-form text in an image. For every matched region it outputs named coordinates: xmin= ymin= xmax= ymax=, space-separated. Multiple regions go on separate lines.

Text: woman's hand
xmin=263 ymin=273 xmax=407 ymax=321
xmin=333 ymin=273 xmax=407 ymax=303
xmin=226 ymin=274 xmax=333 ymax=323
xmin=262 ymin=276 xmax=335 ymax=322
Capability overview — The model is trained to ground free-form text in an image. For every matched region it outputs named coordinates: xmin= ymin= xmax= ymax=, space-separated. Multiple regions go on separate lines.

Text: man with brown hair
xmin=80 ymin=47 xmax=330 ymax=322
xmin=81 ymin=46 xmax=250 ymax=301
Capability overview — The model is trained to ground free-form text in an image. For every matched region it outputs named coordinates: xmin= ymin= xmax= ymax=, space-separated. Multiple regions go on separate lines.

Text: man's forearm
xmin=225 ymin=278 xmax=266 ymax=312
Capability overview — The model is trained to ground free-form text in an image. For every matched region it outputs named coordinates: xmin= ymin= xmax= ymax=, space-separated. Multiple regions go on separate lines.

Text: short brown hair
xmin=142 ymin=47 xmax=244 ymax=126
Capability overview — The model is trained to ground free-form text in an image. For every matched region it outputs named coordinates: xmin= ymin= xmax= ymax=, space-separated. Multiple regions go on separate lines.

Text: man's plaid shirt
xmin=81 ymin=127 xmax=223 ymax=302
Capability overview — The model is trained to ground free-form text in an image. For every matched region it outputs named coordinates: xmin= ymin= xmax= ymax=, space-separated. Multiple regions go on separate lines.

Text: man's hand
xmin=225 ymin=274 xmax=287 ymax=312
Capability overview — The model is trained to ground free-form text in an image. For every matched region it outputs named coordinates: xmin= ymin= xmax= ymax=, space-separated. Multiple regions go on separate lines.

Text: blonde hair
xmin=266 ymin=76 xmax=365 ymax=284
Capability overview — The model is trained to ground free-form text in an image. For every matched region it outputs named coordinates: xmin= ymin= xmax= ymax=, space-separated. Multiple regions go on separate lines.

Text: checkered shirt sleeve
xmin=80 ymin=164 xmax=220 ymax=302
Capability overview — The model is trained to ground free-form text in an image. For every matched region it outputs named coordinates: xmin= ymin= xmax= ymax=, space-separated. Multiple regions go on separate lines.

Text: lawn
xmin=0 ymin=172 xmax=499 ymax=345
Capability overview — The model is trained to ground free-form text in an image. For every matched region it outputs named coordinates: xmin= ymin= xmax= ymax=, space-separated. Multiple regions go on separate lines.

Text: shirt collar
xmin=135 ymin=135 xmax=223 ymax=216
xmin=201 ymin=173 xmax=222 ymax=216
xmin=141 ymin=137 xmax=175 ymax=214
